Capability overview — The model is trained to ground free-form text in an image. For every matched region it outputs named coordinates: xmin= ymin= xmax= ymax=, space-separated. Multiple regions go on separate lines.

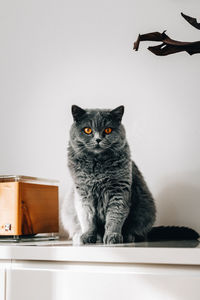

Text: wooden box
xmin=0 ymin=176 xmax=59 ymax=236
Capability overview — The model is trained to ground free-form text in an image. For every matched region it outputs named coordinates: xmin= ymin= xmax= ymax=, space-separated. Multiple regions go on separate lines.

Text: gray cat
xmin=61 ymin=105 xmax=199 ymax=244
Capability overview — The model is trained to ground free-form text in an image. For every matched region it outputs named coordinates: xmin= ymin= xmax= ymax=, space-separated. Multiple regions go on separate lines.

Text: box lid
xmin=0 ymin=175 xmax=59 ymax=186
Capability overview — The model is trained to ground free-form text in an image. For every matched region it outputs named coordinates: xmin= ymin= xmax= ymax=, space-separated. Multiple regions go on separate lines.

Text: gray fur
xmin=62 ymin=105 xmax=156 ymax=244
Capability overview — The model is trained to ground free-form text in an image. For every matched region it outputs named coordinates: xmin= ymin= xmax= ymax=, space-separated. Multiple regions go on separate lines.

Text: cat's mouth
xmin=94 ymin=144 xmax=101 ymax=150
xmin=87 ymin=142 xmax=107 ymax=153
xmin=93 ymin=143 xmax=104 ymax=152
xmin=95 ymin=144 xmax=101 ymax=148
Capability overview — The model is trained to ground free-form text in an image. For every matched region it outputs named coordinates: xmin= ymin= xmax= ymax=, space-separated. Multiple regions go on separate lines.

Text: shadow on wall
xmin=156 ymin=179 xmax=200 ymax=232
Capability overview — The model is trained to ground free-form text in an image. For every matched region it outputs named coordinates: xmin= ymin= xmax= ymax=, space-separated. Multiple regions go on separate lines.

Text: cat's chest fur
xmin=69 ymin=150 xmax=132 ymax=200
xmin=72 ymin=156 xmax=116 ymax=188
xmin=70 ymin=153 xmax=130 ymax=185
xmin=71 ymin=156 xmax=113 ymax=223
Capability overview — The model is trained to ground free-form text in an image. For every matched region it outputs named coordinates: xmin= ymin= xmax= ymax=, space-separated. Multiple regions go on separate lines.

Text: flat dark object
xmin=134 ymin=13 xmax=200 ymax=56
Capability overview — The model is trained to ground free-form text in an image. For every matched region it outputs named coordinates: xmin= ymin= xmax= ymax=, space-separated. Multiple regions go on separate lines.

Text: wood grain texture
xmin=20 ymin=183 xmax=59 ymax=235
xmin=0 ymin=182 xmax=59 ymax=235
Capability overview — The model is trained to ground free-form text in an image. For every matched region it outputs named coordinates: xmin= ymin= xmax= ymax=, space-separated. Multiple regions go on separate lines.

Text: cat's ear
xmin=110 ymin=105 xmax=124 ymax=122
xmin=71 ymin=105 xmax=86 ymax=122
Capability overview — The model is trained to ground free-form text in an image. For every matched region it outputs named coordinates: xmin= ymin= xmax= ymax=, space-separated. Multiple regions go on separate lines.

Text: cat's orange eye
xmin=84 ymin=127 xmax=92 ymax=134
xmin=104 ymin=128 xmax=112 ymax=134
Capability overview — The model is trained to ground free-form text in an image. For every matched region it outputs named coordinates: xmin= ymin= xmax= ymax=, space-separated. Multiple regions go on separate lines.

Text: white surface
xmin=0 ymin=0 xmax=200 ymax=232
xmin=0 ymin=242 xmax=199 ymax=300
xmin=0 ymin=269 xmax=5 ymax=300
xmin=0 ymin=261 xmax=9 ymax=300
xmin=6 ymin=263 xmax=200 ymax=300
xmin=0 ymin=240 xmax=199 ymax=265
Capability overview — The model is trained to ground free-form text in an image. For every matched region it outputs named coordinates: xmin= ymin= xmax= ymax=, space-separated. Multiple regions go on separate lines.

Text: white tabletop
xmin=0 ymin=239 xmax=199 ymax=265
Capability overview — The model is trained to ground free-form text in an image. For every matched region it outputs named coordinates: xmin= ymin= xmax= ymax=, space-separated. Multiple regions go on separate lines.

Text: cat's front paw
xmin=80 ymin=232 xmax=97 ymax=244
xmin=123 ymin=233 xmax=135 ymax=243
xmin=72 ymin=233 xmax=83 ymax=245
xmin=103 ymin=232 xmax=123 ymax=244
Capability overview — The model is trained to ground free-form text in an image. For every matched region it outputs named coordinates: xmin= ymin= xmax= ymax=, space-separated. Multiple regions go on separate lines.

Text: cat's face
xmin=70 ymin=105 xmax=126 ymax=154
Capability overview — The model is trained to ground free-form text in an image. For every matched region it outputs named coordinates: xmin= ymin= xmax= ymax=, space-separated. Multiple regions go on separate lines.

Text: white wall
xmin=0 ymin=0 xmax=200 ymax=232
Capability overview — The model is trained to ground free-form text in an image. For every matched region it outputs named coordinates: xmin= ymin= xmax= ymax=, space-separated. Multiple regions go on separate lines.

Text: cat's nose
xmin=96 ymin=138 xmax=102 ymax=144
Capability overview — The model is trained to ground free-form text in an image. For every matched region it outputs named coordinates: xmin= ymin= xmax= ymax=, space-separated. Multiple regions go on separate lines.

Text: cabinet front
xmin=0 ymin=267 xmax=6 ymax=300
xmin=6 ymin=264 xmax=200 ymax=300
